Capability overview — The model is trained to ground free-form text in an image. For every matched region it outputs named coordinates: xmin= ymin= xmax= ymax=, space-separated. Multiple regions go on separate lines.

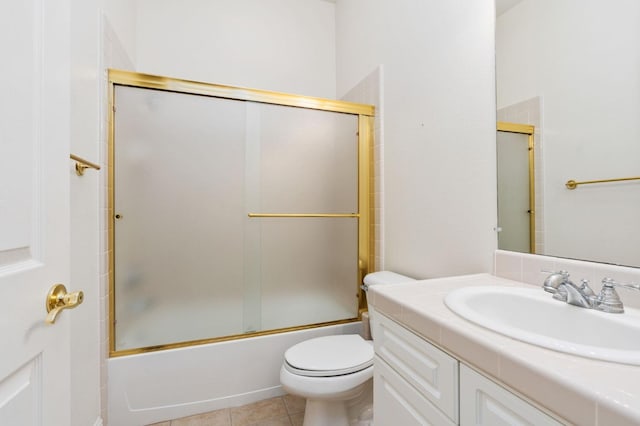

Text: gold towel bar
xmin=248 ymin=213 xmax=359 ymax=218
xmin=566 ymin=176 xmax=640 ymax=190
xmin=70 ymin=154 xmax=101 ymax=176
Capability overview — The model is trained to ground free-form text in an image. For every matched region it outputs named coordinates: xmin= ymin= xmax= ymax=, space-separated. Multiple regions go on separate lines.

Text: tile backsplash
xmin=494 ymin=250 xmax=640 ymax=309
xmin=341 ymin=66 xmax=384 ymax=270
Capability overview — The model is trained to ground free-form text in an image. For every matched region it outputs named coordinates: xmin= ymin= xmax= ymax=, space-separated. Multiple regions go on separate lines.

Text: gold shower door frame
xmin=107 ymin=69 xmax=375 ymax=357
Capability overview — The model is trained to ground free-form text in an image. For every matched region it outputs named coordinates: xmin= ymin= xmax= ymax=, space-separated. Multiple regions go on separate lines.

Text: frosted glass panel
xmin=112 ymin=83 xmax=365 ymax=353
xmin=497 ymin=131 xmax=531 ymax=253
xmin=258 ymin=104 xmax=358 ymax=213
xmin=114 ymin=86 xmax=247 ymax=350
xmin=259 ymin=218 xmax=359 ymax=330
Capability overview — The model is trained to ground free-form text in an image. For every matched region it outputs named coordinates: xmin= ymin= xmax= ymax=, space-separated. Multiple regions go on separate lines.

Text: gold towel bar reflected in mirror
xmin=566 ymin=176 xmax=640 ymax=190
xmin=70 ymin=154 xmax=101 ymax=176
xmin=248 ymin=213 xmax=359 ymax=218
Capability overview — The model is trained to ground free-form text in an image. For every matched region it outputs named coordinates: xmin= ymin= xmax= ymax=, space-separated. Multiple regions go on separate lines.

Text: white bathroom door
xmin=0 ymin=0 xmax=73 ymax=425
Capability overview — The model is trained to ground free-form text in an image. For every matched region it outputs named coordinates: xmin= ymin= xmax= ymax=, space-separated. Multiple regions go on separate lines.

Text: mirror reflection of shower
xmin=496 ymin=1 xmax=640 ymax=267
xmin=109 ymin=70 xmax=374 ymax=355
xmin=496 ymin=122 xmax=536 ymax=254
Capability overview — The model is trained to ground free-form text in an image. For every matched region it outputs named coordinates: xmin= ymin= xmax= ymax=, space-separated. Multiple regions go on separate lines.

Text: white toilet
xmin=280 ymin=271 xmax=415 ymax=426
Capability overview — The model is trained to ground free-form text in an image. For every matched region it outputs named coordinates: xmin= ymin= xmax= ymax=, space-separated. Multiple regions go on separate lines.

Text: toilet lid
xmin=284 ymin=335 xmax=374 ymax=377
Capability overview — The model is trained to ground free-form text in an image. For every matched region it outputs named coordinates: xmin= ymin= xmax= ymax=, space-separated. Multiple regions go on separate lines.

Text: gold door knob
xmin=45 ymin=284 xmax=84 ymax=324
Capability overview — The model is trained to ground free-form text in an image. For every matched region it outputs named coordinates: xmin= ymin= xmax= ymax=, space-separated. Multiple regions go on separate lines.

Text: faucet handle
xmin=578 ymin=279 xmax=596 ymax=297
xmin=602 ymin=277 xmax=640 ymax=291
xmin=596 ymin=279 xmax=625 ymax=313
xmin=595 ymin=277 xmax=640 ymax=314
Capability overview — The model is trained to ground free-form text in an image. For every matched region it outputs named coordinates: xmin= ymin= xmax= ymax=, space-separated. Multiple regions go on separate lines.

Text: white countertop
xmin=368 ymin=273 xmax=640 ymax=426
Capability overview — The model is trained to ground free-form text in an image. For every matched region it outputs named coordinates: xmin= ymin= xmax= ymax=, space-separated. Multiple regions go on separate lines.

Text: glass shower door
xmin=497 ymin=129 xmax=534 ymax=253
xmin=248 ymin=103 xmax=359 ymax=331
xmin=111 ymin=78 xmax=367 ymax=354
xmin=114 ymin=86 xmax=248 ymax=350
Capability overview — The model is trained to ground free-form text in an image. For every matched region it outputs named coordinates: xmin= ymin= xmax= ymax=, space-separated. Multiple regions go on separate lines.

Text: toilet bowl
xmin=280 ymin=271 xmax=415 ymax=426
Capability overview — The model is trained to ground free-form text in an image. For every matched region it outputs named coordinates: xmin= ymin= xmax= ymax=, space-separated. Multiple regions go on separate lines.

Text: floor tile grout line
xmin=151 ymin=395 xmax=305 ymax=426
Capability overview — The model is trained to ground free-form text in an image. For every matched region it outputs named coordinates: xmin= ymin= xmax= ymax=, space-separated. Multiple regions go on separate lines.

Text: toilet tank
xmin=363 ymin=271 xmax=415 ymax=340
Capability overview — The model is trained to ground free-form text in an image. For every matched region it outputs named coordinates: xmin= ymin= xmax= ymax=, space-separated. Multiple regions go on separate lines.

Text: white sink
xmin=444 ymin=285 xmax=640 ymax=365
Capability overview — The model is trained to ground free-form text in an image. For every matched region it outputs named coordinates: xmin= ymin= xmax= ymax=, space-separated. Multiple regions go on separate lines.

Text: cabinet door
xmin=374 ymin=355 xmax=456 ymax=426
xmin=460 ymin=365 xmax=562 ymax=426
xmin=373 ymin=311 xmax=459 ymax=423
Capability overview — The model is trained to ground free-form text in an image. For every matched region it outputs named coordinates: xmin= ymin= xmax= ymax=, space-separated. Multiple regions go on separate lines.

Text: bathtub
xmin=108 ymin=321 xmax=362 ymax=425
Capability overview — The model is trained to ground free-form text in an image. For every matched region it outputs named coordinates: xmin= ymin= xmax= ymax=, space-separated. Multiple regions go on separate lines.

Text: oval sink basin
xmin=444 ymin=286 xmax=640 ymax=365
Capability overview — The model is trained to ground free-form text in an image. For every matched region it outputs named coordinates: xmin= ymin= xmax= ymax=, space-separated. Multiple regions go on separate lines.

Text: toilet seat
xmin=284 ymin=335 xmax=374 ymax=377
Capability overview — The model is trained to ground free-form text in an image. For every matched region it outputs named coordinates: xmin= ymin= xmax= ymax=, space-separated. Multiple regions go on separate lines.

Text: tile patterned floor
xmin=148 ymin=395 xmax=306 ymax=426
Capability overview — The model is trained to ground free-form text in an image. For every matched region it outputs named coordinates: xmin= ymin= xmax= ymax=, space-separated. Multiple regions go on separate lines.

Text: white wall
xmin=496 ymin=0 xmax=640 ymax=267
xmin=135 ymin=0 xmax=336 ymax=98
xmin=336 ymin=0 xmax=498 ymax=279
xmin=101 ymin=0 xmax=137 ymax=65
xmin=70 ymin=1 xmax=104 ymax=425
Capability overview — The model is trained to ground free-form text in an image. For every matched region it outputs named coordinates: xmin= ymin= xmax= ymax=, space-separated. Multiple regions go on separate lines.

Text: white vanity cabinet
xmin=372 ymin=312 xmax=563 ymax=426
xmin=374 ymin=357 xmax=456 ymax=426
xmin=373 ymin=311 xmax=458 ymax=425
xmin=459 ymin=365 xmax=562 ymax=426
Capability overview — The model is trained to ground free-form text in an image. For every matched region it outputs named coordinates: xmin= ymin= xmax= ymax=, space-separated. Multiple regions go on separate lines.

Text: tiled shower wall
xmin=342 ymin=66 xmax=384 ymax=270
xmin=497 ymin=97 xmax=545 ymax=255
xmin=99 ymin=16 xmax=135 ymax=423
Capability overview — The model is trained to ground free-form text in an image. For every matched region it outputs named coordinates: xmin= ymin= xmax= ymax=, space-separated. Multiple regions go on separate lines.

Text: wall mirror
xmin=495 ymin=0 xmax=640 ymax=268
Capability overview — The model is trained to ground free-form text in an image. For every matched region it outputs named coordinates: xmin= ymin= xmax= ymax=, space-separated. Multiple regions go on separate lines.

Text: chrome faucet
xmin=542 ymin=271 xmax=594 ymax=308
xmin=542 ymin=270 xmax=570 ymax=294
xmin=542 ymin=271 xmax=640 ymax=313
xmin=562 ymin=278 xmax=596 ymax=308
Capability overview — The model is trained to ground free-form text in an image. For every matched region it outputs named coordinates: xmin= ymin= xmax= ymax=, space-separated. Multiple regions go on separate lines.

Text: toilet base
xmin=303 ymin=399 xmax=349 ymax=426
xmin=301 ymin=379 xmax=373 ymax=426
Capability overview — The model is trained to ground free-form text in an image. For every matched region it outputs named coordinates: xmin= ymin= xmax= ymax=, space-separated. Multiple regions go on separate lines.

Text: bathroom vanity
xmin=373 ymin=310 xmax=560 ymax=425
xmin=368 ymin=274 xmax=640 ymax=426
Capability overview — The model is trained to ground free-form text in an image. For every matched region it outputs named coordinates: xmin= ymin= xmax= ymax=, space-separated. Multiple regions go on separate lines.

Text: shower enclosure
xmin=108 ymin=70 xmax=374 ymax=355
xmin=496 ymin=122 xmax=535 ymax=254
